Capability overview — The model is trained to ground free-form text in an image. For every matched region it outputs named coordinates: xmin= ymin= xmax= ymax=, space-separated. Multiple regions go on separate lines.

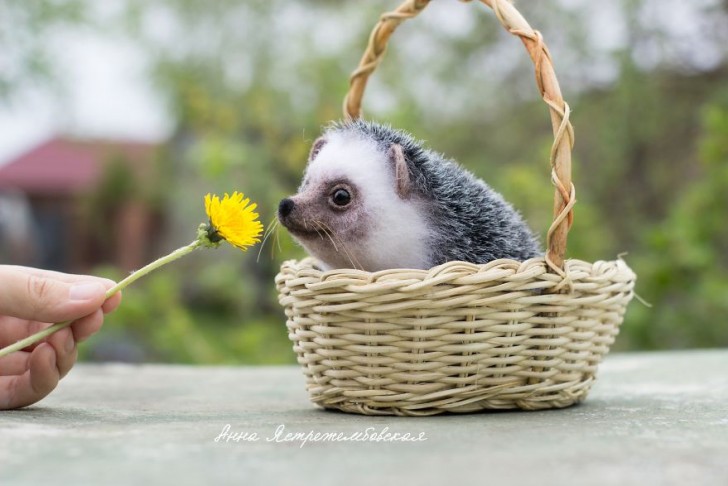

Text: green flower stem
xmin=0 ymin=239 xmax=202 ymax=359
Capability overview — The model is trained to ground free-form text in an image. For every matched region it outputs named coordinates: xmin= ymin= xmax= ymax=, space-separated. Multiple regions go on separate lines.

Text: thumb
xmin=0 ymin=268 xmax=108 ymax=323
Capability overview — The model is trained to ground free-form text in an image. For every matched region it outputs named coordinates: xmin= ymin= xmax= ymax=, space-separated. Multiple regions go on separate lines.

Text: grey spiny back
xmin=327 ymin=119 xmax=542 ymax=265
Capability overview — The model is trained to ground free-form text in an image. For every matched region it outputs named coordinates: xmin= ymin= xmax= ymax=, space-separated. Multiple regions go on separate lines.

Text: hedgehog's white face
xmin=278 ymin=130 xmax=433 ymax=271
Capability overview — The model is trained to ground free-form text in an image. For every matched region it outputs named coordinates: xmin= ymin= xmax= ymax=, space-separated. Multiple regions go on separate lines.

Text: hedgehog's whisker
xmin=257 ymin=217 xmax=280 ymax=262
xmin=313 ymin=221 xmax=326 ymax=242
xmin=313 ymin=220 xmax=338 ymax=251
xmin=315 ymin=220 xmax=362 ymax=270
xmin=315 ymin=222 xmax=356 ymax=270
xmin=267 ymin=219 xmax=282 ymax=259
xmin=273 ymin=220 xmax=282 ymax=254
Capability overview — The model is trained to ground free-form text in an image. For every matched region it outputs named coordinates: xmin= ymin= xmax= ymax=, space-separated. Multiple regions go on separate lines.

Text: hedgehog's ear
xmin=388 ymin=144 xmax=411 ymax=199
xmin=309 ymin=137 xmax=327 ymax=161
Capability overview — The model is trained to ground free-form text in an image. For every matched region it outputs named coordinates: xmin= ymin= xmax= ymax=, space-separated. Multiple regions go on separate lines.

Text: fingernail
xmin=69 ymin=283 xmax=103 ymax=301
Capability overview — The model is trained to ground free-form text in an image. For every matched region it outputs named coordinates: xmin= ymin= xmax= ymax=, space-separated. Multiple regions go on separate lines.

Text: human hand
xmin=0 ymin=265 xmax=122 ymax=409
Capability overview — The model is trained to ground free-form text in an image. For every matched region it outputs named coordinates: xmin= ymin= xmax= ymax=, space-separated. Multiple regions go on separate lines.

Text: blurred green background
xmin=1 ymin=0 xmax=727 ymax=363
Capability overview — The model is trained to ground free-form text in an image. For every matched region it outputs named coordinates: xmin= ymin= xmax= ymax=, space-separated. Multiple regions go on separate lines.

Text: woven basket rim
xmin=278 ymin=256 xmax=636 ymax=286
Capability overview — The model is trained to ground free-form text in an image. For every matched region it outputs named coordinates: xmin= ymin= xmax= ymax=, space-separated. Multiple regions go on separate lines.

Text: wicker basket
xmin=276 ymin=0 xmax=636 ymax=416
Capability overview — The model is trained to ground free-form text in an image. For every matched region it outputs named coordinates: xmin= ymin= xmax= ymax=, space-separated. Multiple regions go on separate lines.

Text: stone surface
xmin=1 ymin=350 xmax=727 ymax=486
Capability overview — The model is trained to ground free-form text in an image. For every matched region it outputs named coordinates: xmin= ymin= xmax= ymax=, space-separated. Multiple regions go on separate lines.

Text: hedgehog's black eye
xmin=331 ymin=188 xmax=351 ymax=207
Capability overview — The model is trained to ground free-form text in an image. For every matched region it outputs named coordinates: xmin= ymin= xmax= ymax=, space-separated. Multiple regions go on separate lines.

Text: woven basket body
xmin=277 ymin=258 xmax=634 ymax=415
xmin=276 ymin=0 xmax=636 ymax=415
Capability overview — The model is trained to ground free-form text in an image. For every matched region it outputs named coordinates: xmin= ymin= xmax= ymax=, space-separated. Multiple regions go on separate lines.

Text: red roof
xmin=0 ymin=137 xmax=159 ymax=196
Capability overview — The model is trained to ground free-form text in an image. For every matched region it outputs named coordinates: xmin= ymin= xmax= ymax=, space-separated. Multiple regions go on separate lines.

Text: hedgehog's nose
xmin=278 ymin=198 xmax=295 ymax=218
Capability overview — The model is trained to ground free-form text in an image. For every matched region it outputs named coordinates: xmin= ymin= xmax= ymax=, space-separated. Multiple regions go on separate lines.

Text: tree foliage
xmin=5 ymin=0 xmax=728 ymax=361
xmin=0 ymin=0 xmax=87 ymax=100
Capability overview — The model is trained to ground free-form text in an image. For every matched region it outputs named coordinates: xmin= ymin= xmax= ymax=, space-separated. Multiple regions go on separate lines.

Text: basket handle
xmin=343 ymin=0 xmax=575 ymax=274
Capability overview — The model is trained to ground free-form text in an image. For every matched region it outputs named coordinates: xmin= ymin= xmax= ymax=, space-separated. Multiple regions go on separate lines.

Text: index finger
xmin=1 ymin=265 xmax=122 ymax=314
xmin=3 ymin=266 xmax=117 ymax=288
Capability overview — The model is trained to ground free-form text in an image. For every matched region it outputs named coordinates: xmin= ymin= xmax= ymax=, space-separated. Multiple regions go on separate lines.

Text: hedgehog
xmin=277 ymin=120 xmax=541 ymax=272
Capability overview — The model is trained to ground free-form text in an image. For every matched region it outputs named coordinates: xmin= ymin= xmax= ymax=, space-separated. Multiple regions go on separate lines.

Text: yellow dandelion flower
xmin=203 ymin=192 xmax=264 ymax=251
